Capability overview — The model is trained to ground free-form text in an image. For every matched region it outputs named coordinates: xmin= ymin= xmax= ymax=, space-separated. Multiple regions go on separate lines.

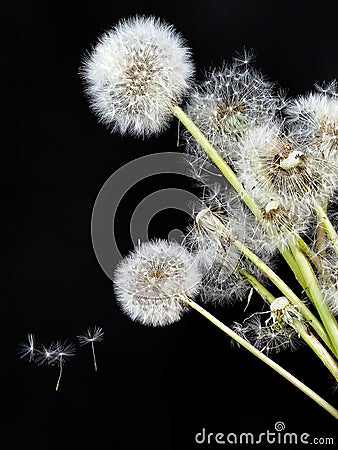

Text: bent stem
xmin=289 ymin=243 xmax=338 ymax=357
xmin=239 ymin=269 xmax=338 ymax=381
xmin=182 ymin=296 xmax=338 ymax=420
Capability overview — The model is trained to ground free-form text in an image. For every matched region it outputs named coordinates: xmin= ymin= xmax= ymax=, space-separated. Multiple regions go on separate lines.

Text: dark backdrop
xmin=3 ymin=1 xmax=338 ymax=449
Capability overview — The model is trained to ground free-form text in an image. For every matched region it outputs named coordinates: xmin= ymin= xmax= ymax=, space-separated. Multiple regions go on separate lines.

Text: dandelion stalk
xmin=171 ymin=105 xmax=322 ymax=292
xmin=239 ymin=269 xmax=338 ymax=380
xmin=182 ymin=296 xmax=338 ymax=421
xmin=232 ymin=238 xmax=334 ymax=353
xmin=298 ymin=236 xmax=325 ymax=277
xmin=195 ymin=207 xmax=333 ymax=352
xmin=289 ymin=243 xmax=338 ymax=357
xmin=171 ymin=104 xmax=262 ymax=220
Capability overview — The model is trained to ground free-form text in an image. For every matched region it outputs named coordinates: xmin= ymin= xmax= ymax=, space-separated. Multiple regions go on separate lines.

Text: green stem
xmin=289 ymin=243 xmax=338 ymax=357
xmin=290 ymin=319 xmax=338 ymax=381
xmin=314 ymin=203 xmax=338 ymax=255
xmin=298 ymin=236 xmax=325 ymax=277
xmin=183 ymin=296 xmax=338 ymax=420
xmin=171 ymin=104 xmax=262 ymax=219
xmin=233 ymin=239 xmax=334 ymax=353
xmin=171 ymin=105 xmax=322 ymax=301
xmin=280 ymin=245 xmax=307 ymax=291
xmin=239 ymin=268 xmax=275 ymax=303
xmin=240 ymin=269 xmax=338 ymax=381
xmin=172 ymin=103 xmax=335 ymax=353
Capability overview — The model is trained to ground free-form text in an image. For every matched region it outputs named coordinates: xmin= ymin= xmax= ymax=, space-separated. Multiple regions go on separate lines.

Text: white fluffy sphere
xmin=81 ymin=16 xmax=194 ymax=137
xmin=113 ymin=240 xmax=202 ymax=326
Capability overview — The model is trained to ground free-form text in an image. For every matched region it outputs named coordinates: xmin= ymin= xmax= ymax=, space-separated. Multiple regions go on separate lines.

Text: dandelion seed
xmin=54 ymin=341 xmax=76 ymax=391
xmin=77 ymin=326 xmax=104 ymax=372
xmin=113 ymin=239 xmax=202 ymax=326
xmin=81 ymin=15 xmax=194 ymax=137
xmin=36 ymin=341 xmax=75 ymax=391
xmin=18 ymin=333 xmax=35 ymax=362
xmin=35 ymin=342 xmax=58 ymax=366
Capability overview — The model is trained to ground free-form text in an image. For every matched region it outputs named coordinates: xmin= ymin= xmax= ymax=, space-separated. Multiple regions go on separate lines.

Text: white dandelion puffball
xmin=113 ymin=240 xmax=202 ymax=326
xmin=81 ymin=16 xmax=194 ymax=137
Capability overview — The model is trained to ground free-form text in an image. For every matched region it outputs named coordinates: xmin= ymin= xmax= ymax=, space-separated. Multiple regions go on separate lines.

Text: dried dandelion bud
xmin=81 ymin=16 xmax=194 ymax=137
xmin=113 ymin=240 xmax=202 ymax=326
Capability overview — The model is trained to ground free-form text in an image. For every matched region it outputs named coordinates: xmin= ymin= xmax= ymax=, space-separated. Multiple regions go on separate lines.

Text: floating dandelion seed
xmin=18 ymin=333 xmax=35 ymax=362
xmin=54 ymin=341 xmax=76 ymax=391
xmin=77 ymin=326 xmax=104 ymax=372
xmin=35 ymin=341 xmax=75 ymax=391
xmin=35 ymin=342 xmax=58 ymax=366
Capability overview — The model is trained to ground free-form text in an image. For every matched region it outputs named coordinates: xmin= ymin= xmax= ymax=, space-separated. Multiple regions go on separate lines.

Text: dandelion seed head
xmin=234 ymin=313 xmax=299 ymax=355
xmin=81 ymin=15 xmax=194 ymax=137
xmin=113 ymin=239 xmax=202 ymax=326
xmin=185 ymin=189 xmax=273 ymax=305
xmin=286 ymin=90 xmax=338 ymax=161
xmin=236 ymin=122 xmax=336 ymax=210
xmin=184 ymin=53 xmax=284 ymax=181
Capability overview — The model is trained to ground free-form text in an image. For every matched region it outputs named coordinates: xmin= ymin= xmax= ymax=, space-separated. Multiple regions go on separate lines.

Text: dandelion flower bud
xmin=113 ymin=239 xmax=202 ymax=326
xmin=81 ymin=16 xmax=194 ymax=137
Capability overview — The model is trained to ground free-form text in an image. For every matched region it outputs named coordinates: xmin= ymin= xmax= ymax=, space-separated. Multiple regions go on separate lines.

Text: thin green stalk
xmin=290 ymin=243 xmax=338 ymax=357
xmin=172 ymin=103 xmax=336 ymax=354
xmin=298 ymin=236 xmax=325 ymax=277
xmin=239 ymin=268 xmax=275 ymax=304
xmin=314 ymin=203 xmax=338 ymax=255
xmin=280 ymin=245 xmax=307 ymax=291
xmin=233 ymin=239 xmax=334 ymax=353
xmin=290 ymin=319 xmax=338 ymax=381
xmin=183 ymin=296 xmax=338 ymax=421
xmin=171 ymin=104 xmax=262 ymax=219
xmin=239 ymin=269 xmax=338 ymax=381
xmin=171 ymin=105 xmax=322 ymax=299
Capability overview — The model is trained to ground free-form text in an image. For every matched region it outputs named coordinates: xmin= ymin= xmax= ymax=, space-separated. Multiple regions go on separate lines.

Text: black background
xmin=3 ymin=1 xmax=338 ymax=449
